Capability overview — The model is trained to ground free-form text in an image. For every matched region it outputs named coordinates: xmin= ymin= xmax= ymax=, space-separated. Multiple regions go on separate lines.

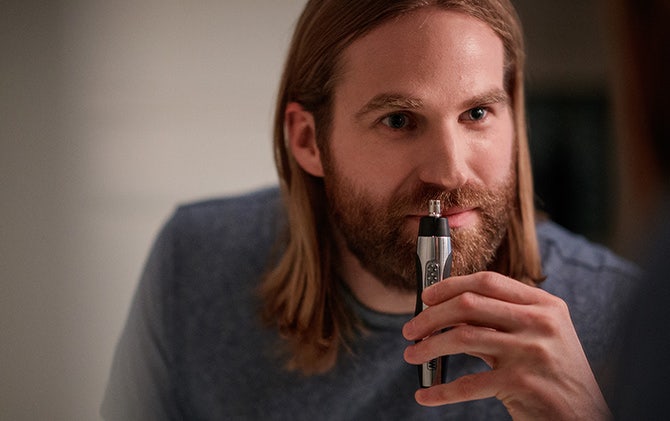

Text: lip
xmin=442 ymin=207 xmax=477 ymax=228
xmin=408 ymin=207 xmax=478 ymax=229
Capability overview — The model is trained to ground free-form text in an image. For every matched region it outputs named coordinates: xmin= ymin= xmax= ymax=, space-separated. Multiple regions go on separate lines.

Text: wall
xmin=2 ymin=1 xmax=303 ymax=419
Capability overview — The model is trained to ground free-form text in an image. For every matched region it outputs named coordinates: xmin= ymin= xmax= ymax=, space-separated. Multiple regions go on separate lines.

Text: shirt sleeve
xmin=101 ymin=214 xmax=181 ymax=420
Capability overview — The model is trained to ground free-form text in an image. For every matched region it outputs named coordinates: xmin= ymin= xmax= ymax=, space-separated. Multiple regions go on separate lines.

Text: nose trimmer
xmin=415 ymin=199 xmax=452 ymax=388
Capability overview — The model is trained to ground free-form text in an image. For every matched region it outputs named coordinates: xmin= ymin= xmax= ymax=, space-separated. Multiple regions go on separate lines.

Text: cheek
xmin=471 ymin=121 xmax=515 ymax=184
xmin=328 ymin=127 xmax=414 ymax=195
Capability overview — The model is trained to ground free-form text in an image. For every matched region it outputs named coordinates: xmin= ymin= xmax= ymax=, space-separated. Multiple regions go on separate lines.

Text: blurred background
xmin=0 ymin=1 xmax=630 ymax=419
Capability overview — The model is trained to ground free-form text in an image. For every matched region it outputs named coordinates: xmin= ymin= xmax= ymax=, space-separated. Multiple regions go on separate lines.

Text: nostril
xmin=417 ymin=163 xmax=467 ymax=191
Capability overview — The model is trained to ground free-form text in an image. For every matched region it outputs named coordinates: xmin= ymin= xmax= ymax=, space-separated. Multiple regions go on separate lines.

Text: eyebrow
xmin=461 ymin=88 xmax=509 ymax=110
xmin=354 ymin=88 xmax=509 ymax=122
xmin=354 ymin=93 xmax=424 ymax=122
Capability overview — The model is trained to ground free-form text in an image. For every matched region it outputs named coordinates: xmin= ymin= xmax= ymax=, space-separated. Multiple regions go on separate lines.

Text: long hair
xmin=260 ymin=0 xmax=543 ymax=375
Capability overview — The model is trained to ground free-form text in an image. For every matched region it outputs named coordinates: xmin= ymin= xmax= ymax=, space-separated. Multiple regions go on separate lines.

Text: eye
xmin=381 ymin=112 xmax=414 ymax=130
xmin=461 ymin=106 xmax=488 ymax=122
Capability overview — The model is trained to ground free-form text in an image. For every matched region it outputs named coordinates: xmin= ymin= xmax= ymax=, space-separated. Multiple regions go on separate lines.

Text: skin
xmin=287 ymin=7 xmax=610 ymax=420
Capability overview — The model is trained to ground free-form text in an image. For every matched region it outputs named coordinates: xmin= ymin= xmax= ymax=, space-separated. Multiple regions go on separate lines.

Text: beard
xmin=324 ymin=170 xmax=517 ymax=293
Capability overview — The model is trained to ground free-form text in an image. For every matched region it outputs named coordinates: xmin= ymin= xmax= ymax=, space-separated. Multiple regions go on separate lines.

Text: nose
xmin=416 ymin=123 xmax=469 ymax=190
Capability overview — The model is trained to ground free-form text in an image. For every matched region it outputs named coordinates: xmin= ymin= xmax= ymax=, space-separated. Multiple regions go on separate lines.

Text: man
xmin=102 ymin=1 xmax=638 ymax=419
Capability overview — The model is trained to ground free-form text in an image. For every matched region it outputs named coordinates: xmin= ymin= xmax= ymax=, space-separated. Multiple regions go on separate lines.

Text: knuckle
xmin=520 ymin=305 xmax=562 ymax=336
xmin=538 ymin=289 xmax=570 ymax=314
xmin=520 ymin=340 xmax=552 ymax=363
xmin=446 ymin=372 xmax=501 ymax=403
xmin=403 ymin=344 xmax=419 ymax=363
xmin=405 ymin=341 xmax=429 ymax=364
xmin=549 ymin=295 xmax=570 ymax=315
xmin=452 ymin=374 xmax=482 ymax=399
xmin=452 ymin=325 xmax=479 ymax=347
xmin=531 ymin=312 xmax=558 ymax=335
xmin=506 ymin=371 xmax=531 ymax=393
xmin=478 ymin=271 xmax=497 ymax=289
xmin=502 ymin=365 xmax=540 ymax=392
xmin=456 ymin=291 xmax=479 ymax=313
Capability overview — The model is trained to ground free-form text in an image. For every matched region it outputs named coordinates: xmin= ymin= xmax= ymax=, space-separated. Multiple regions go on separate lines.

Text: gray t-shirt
xmin=102 ymin=187 xmax=639 ymax=420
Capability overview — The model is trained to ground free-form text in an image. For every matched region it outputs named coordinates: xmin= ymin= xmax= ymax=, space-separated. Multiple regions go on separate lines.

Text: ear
xmin=285 ymin=102 xmax=325 ymax=177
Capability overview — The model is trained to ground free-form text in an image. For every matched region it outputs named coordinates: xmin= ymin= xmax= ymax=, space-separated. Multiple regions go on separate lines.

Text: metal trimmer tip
xmin=428 ymin=200 xmax=441 ymax=217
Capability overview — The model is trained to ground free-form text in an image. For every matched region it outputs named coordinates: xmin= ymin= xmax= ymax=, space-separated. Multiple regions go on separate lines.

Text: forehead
xmin=335 ymin=8 xmax=505 ymax=103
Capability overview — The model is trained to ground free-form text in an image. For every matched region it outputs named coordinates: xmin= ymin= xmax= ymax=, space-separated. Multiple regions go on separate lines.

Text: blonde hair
xmin=260 ymin=0 xmax=543 ymax=375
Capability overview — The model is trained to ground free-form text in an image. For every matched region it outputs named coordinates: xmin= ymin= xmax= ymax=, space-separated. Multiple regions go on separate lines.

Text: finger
xmin=414 ymin=370 xmax=502 ymax=407
xmin=403 ymin=292 xmax=527 ymax=341
xmin=404 ymin=324 xmax=510 ymax=365
xmin=422 ymin=271 xmax=541 ymax=307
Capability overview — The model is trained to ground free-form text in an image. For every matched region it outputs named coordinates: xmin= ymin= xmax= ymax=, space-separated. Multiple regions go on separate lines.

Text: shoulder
xmin=154 ymin=186 xmax=286 ymax=333
xmin=102 ymin=187 xmax=286 ymax=419
xmin=536 ymin=220 xmax=640 ymax=364
xmin=537 ymin=220 xmax=639 ymax=284
xmin=152 ymin=186 xmax=286 ymax=291
xmin=161 ymin=186 xmax=285 ymax=254
xmin=171 ymin=186 xmax=284 ymax=238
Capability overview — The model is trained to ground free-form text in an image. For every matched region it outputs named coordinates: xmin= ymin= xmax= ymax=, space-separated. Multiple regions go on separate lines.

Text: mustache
xmin=392 ymin=183 xmax=496 ymax=216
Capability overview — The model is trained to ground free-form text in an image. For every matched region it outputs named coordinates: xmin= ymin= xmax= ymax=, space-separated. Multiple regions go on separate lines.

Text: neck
xmin=335 ymin=238 xmax=416 ymax=315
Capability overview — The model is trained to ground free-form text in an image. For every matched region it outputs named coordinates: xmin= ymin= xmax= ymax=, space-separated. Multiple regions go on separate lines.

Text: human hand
xmin=402 ymin=271 xmax=611 ymax=421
